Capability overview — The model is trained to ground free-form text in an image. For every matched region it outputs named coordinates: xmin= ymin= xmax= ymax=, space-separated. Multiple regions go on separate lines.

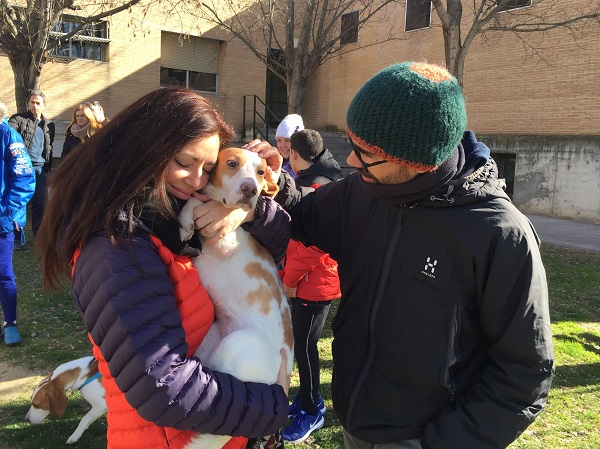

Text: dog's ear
xmin=47 ymin=385 xmax=68 ymax=417
xmin=261 ymin=179 xmax=279 ymax=198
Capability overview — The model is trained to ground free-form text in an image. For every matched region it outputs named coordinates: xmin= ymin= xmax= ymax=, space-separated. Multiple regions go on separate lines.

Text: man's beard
xmin=358 ymin=165 xmax=417 ymax=185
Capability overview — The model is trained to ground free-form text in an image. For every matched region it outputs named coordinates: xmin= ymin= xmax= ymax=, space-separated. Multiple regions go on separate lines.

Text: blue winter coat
xmin=1 ymin=118 xmax=35 ymax=234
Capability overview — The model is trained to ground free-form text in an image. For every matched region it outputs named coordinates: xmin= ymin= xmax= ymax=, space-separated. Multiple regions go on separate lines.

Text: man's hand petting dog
xmin=242 ymin=139 xmax=283 ymax=185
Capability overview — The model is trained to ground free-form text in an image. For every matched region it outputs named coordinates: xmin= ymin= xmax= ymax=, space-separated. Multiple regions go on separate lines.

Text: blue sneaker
xmin=288 ymin=394 xmax=326 ymax=418
xmin=282 ymin=409 xmax=324 ymax=443
xmin=3 ymin=323 xmax=22 ymax=347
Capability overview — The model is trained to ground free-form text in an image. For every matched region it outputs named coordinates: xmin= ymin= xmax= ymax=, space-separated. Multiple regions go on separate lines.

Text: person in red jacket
xmin=280 ymin=129 xmax=342 ymax=443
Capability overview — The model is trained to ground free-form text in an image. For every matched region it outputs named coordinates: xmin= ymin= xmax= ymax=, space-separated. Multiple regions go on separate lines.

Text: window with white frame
xmin=497 ymin=0 xmax=532 ymax=11
xmin=341 ymin=11 xmax=359 ymax=45
xmin=50 ymin=18 xmax=109 ymax=61
xmin=405 ymin=0 xmax=432 ymax=32
xmin=160 ymin=33 xmax=220 ymax=93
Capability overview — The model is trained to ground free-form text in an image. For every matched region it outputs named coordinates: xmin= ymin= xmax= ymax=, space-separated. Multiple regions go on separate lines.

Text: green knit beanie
xmin=346 ymin=62 xmax=467 ymax=172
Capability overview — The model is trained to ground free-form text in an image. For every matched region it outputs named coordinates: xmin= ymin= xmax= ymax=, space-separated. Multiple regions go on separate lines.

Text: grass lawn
xmin=1 ymin=236 xmax=599 ymax=448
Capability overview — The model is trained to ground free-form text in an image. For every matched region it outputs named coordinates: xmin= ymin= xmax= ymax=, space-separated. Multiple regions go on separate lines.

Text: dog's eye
xmin=227 ymin=160 xmax=237 ymax=168
xmin=257 ymin=170 xmax=265 ymax=176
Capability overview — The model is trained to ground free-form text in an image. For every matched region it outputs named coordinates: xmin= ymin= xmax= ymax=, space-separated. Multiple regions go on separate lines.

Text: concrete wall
xmin=321 ymin=132 xmax=600 ymax=224
xmin=477 ymin=135 xmax=600 ymax=224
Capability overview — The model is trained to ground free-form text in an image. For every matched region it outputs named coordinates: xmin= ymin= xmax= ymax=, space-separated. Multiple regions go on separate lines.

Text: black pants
xmin=31 ymin=168 xmax=47 ymax=236
xmin=291 ymin=297 xmax=333 ymax=414
xmin=343 ymin=430 xmax=422 ymax=449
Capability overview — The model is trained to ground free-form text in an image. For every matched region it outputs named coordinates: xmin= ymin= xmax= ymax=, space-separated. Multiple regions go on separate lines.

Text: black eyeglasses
xmin=349 ymin=139 xmax=388 ymax=171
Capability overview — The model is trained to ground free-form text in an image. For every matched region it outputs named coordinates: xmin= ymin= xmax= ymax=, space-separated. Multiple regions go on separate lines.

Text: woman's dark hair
xmin=38 ymin=87 xmax=234 ymax=289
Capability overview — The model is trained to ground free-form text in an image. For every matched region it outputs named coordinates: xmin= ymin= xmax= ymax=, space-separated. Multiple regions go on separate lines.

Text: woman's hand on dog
xmin=192 ymin=193 xmax=251 ymax=245
xmin=243 ymin=139 xmax=283 ymax=186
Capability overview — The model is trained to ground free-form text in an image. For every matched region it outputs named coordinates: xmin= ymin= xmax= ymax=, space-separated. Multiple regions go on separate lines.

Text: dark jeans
xmin=31 ymin=167 xmax=47 ymax=236
xmin=343 ymin=430 xmax=422 ymax=449
xmin=0 ymin=231 xmax=17 ymax=324
xmin=291 ymin=297 xmax=332 ymax=414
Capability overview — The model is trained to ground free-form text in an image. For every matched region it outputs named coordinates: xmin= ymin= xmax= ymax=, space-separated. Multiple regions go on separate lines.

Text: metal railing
xmin=242 ymin=95 xmax=280 ymax=142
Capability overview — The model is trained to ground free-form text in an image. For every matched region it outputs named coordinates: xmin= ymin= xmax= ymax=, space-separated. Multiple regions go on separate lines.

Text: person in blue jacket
xmin=0 ymin=101 xmax=35 ymax=346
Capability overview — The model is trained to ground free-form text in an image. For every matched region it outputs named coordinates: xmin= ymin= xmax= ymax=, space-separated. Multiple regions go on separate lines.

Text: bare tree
xmin=0 ymin=0 xmax=143 ymax=111
xmin=432 ymin=0 xmax=600 ymax=86
xmin=190 ymin=0 xmax=401 ymax=114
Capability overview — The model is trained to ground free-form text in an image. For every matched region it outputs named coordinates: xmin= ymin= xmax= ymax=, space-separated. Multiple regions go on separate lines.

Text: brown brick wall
xmin=302 ymin=0 xmax=600 ymax=136
xmin=0 ymin=7 xmax=266 ymax=135
xmin=2 ymin=1 xmax=598 ymax=137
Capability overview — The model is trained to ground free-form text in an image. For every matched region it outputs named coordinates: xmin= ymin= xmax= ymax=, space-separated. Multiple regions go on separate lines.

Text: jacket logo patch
xmin=422 ymin=257 xmax=437 ymax=279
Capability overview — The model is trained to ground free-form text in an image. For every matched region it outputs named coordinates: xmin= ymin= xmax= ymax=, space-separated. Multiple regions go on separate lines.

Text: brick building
xmin=1 ymin=0 xmax=599 ymax=222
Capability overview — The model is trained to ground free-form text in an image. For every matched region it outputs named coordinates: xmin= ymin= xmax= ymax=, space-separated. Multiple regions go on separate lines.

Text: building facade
xmin=1 ymin=0 xmax=599 ymax=222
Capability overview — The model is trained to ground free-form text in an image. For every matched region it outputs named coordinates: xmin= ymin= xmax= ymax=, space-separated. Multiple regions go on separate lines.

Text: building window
xmin=405 ymin=0 xmax=432 ymax=32
xmin=160 ymin=33 xmax=220 ymax=93
xmin=341 ymin=11 xmax=359 ymax=45
xmin=160 ymin=68 xmax=218 ymax=92
xmin=50 ymin=18 xmax=109 ymax=61
xmin=498 ymin=0 xmax=532 ymax=11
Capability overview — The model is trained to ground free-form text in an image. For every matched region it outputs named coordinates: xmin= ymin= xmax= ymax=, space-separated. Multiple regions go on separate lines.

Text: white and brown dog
xmin=25 ymin=355 xmax=106 ymax=444
xmin=179 ymin=147 xmax=293 ymax=449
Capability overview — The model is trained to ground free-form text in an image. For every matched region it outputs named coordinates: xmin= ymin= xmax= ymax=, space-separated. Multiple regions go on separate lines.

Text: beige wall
xmin=3 ymin=1 xmax=598 ymax=135
xmin=2 ymin=1 xmax=599 ymax=221
xmin=0 ymin=6 xmax=267 ymax=143
xmin=302 ymin=0 xmax=600 ymax=136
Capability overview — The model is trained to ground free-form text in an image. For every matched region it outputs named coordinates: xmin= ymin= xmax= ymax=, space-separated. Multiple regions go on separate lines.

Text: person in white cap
xmin=275 ymin=114 xmax=304 ymax=179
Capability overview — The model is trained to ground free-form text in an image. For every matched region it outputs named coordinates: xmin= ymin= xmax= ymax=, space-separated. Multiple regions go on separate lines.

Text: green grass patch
xmin=1 ymin=233 xmax=599 ymax=448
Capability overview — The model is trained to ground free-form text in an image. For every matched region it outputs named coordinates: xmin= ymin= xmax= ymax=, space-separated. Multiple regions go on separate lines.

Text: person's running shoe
xmin=282 ymin=410 xmax=324 ymax=444
xmin=3 ymin=323 xmax=22 ymax=346
xmin=288 ymin=394 xmax=326 ymax=418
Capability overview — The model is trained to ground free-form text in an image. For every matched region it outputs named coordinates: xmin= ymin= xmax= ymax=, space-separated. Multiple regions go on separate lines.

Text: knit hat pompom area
xmin=346 ymin=62 xmax=467 ymax=172
xmin=276 ymin=114 xmax=305 ymax=139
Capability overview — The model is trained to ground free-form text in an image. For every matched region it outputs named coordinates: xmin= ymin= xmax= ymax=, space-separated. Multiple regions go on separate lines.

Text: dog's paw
xmin=179 ymin=226 xmax=195 ymax=242
xmin=66 ymin=434 xmax=81 ymax=444
xmin=178 ymin=197 xmax=203 ymax=242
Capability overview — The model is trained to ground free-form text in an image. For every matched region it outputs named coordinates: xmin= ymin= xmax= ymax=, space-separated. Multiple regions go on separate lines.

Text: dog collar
xmin=78 ymin=372 xmax=101 ymax=390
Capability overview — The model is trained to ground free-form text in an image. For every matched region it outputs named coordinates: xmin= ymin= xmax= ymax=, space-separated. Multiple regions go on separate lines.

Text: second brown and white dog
xmin=179 ymin=147 xmax=293 ymax=449
xmin=25 ymin=355 xmax=106 ymax=444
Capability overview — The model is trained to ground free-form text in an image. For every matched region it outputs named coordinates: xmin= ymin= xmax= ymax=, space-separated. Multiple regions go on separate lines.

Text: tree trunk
xmin=287 ymin=70 xmax=306 ymax=114
xmin=8 ymin=54 xmax=42 ymax=112
xmin=443 ymin=0 xmax=464 ymax=86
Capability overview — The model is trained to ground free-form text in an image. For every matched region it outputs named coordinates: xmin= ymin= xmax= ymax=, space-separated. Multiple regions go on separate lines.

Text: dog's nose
xmin=241 ymin=182 xmax=258 ymax=198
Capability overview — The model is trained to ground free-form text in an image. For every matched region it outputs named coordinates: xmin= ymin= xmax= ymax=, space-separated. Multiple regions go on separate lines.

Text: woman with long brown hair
xmin=37 ymin=87 xmax=290 ymax=449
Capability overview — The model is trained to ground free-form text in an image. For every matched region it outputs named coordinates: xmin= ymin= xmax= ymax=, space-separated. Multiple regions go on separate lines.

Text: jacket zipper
xmin=345 ymin=207 xmax=404 ymax=429
xmin=444 ymin=304 xmax=461 ymax=401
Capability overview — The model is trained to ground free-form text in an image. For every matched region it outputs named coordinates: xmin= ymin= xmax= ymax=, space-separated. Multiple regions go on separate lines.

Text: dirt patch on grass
xmin=0 ymin=361 xmax=45 ymax=405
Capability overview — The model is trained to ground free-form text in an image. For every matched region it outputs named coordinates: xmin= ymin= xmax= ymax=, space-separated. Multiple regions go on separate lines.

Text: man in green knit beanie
xmin=259 ymin=61 xmax=553 ymax=449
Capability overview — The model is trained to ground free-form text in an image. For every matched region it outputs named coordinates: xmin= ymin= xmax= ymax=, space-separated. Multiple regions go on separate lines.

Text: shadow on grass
xmin=0 ymin=397 xmax=106 ymax=449
xmin=553 ymin=332 xmax=600 ymax=357
xmin=552 ymin=362 xmax=600 ymax=389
